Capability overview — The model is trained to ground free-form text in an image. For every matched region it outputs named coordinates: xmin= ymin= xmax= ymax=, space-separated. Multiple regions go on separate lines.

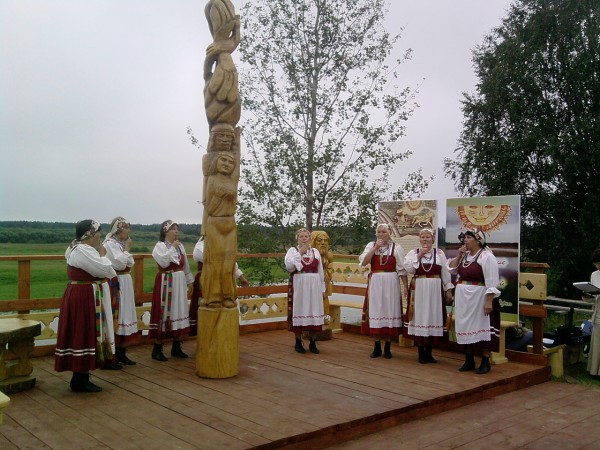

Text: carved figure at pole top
xmin=204 ymin=0 xmax=241 ymax=128
xmin=201 ymin=123 xmax=240 ymax=309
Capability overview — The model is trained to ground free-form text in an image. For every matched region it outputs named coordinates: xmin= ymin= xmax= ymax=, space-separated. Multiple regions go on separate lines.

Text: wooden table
xmin=0 ymin=318 xmax=42 ymax=394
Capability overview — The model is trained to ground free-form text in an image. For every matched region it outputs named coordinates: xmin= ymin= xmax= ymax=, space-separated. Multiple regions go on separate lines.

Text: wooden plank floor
xmin=0 ymin=330 xmax=550 ymax=449
xmin=331 ymin=382 xmax=600 ymax=449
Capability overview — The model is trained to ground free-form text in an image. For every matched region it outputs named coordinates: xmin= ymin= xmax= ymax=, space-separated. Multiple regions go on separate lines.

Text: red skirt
xmin=55 ymin=283 xmax=99 ymax=372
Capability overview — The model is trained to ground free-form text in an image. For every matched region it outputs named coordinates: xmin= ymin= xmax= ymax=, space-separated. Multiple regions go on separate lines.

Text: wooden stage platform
xmin=0 ymin=330 xmax=550 ymax=449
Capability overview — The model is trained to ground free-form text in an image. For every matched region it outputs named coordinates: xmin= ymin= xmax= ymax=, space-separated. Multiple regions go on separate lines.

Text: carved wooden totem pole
xmin=197 ymin=0 xmax=241 ymax=378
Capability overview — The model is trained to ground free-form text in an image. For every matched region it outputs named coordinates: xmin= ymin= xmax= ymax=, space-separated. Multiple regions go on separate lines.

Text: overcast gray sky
xmin=0 ymin=0 xmax=513 ymax=225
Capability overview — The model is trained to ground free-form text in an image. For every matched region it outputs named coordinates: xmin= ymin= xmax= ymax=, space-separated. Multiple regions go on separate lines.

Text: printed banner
xmin=378 ymin=200 xmax=438 ymax=252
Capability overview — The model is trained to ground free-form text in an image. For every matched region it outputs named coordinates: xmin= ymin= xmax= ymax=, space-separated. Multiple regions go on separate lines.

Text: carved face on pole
xmin=209 ymin=124 xmax=235 ymax=152
xmin=216 ymin=154 xmax=235 ymax=175
xmin=311 ymin=231 xmax=330 ymax=256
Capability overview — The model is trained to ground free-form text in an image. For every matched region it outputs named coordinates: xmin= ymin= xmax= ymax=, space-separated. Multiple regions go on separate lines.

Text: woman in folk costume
xmin=55 ymin=220 xmax=117 ymax=392
xmin=403 ymin=228 xmax=453 ymax=364
xmin=149 ymin=220 xmax=193 ymax=361
xmin=360 ymin=224 xmax=408 ymax=359
xmin=285 ymin=228 xmax=326 ymax=354
xmin=103 ymin=217 xmax=138 ymax=366
xmin=448 ymin=228 xmax=501 ymax=374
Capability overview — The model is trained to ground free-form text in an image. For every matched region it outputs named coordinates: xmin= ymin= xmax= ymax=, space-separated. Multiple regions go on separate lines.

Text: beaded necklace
xmin=420 ymin=249 xmax=435 ymax=273
xmin=462 ymin=249 xmax=483 ymax=268
xmin=378 ymin=243 xmax=391 ymax=265
xmin=165 ymin=240 xmax=182 ymax=258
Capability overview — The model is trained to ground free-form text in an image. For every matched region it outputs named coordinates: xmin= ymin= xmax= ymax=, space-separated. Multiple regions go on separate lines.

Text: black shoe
xmin=309 ymin=339 xmax=320 ymax=354
xmin=70 ymin=373 xmax=102 ymax=393
xmin=458 ymin=353 xmax=476 ymax=372
xmin=152 ymin=343 xmax=168 ymax=362
xmin=101 ymin=362 xmax=123 ymax=370
xmin=171 ymin=341 xmax=189 ymax=358
xmin=116 ymin=347 xmax=136 ymax=365
xmin=425 ymin=346 xmax=438 ymax=363
xmin=370 ymin=341 xmax=382 ymax=358
xmin=384 ymin=341 xmax=392 ymax=359
xmin=82 ymin=375 xmax=103 ymax=393
xmin=295 ymin=338 xmax=306 ymax=354
xmin=418 ymin=346 xmax=428 ymax=364
xmin=476 ymin=356 xmax=491 ymax=374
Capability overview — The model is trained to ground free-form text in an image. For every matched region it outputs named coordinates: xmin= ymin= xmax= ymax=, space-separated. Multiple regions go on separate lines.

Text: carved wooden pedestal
xmin=196 ymin=306 xmax=239 ymax=378
xmin=0 ymin=318 xmax=42 ymax=394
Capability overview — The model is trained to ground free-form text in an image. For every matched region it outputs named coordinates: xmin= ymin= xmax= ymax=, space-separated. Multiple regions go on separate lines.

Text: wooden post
xmin=196 ymin=306 xmax=239 ymax=378
xmin=133 ymin=255 xmax=145 ymax=301
xmin=17 ymin=260 xmax=30 ymax=315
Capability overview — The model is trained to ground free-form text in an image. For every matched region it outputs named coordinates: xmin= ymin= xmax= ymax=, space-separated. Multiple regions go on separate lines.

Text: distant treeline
xmin=0 ymin=221 xmax=201 ymax=245
xmin=0 ymin=221 xmax=446 ymax=254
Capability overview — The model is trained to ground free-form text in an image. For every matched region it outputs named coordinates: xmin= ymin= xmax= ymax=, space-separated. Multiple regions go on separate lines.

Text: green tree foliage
xmin=237 ymin=0 xmax=430 ymax=250
xmin=444 ymin=0 xmax=600 ymax=296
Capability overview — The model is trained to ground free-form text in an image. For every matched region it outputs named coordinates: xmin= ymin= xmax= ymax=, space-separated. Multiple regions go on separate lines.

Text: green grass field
xmin=0 ymin=242 xmax=170 ymax=300
xmin=0 ymin=242 xmax=288 ymax=300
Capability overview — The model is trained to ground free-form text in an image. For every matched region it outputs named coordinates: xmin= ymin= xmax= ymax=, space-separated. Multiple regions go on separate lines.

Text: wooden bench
xmin=328 ymin=262 xmax=368 ymax=333
xmin=527 ymin=344 xmax=566 ymax=378
xmin=0 ymin=318 xmax=42 ymax=394
xmin=0 ymin=391 xmax=8 ymax=425
xmin=518 ymin=264 xmax=549 ymax=354
xmin=490 ymin=320 xmax=518 ymax=364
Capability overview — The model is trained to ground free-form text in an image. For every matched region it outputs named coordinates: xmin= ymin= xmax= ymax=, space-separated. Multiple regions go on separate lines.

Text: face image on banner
xmin=378 ymin=200 xmax=437 ymax=251
xmin=446 ymin=195 xmax=521 ymax=319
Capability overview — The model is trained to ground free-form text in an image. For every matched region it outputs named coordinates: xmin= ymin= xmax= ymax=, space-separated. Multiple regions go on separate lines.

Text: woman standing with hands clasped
xmin=149 ymin=221 xmax=193 ymax=361
xmin=360 ymin=224 xmax=408 ymax=359
xmin=285 ymin=228 xmax=326 ymax=354
xmin=403 ymin=228 xmax=453 ymax=364
xmin=448 ymin=228 xmax=500 ymax=374
xmin=103 ymin=217 xmax=138 ymax=366
xmin=55 ymin=220 xmax=117 ymax=392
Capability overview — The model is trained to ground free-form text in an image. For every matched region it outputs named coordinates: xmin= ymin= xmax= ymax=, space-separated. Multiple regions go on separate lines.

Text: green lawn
xmin=0 ymin=242 xmax=288 ymax=300
xmin=0 ymin=242 xmax=165 ymax=300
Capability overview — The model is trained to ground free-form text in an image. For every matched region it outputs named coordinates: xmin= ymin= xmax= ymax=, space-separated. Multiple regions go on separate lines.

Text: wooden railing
xmin=0 ymin=253 xmax=363 ymax=346
xmin=0 ymin=254 xmax=552 ymax=358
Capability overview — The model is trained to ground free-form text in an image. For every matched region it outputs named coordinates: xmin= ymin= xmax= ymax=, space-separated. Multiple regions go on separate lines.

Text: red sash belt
xmin=69 ymin=279 xmax=106 ymax=284
xmin=458 ymin=280 xmax=485 ymax=286
xmin=158 ymin=268 xmax=183 ymax=274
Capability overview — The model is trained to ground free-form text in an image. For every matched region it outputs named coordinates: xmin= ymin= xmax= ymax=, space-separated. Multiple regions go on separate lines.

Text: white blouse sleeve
xmin=403 ymin=249 xmax=419 ymax=274
xmin=235 ymin=264 xmax=243 ymax=279
xmin=447 ymin=255 xmax=460 ymax=275
xmin=192 ymin=239 xmax=204 ymax=263
xmin=437 ymin=250 xmax=454 ymax=291
xmin=359 ymin=242 xmax=375 ymax=267
xmin=590 ymin=272 xmax=600 ymax=321
xmin=67 ymin=244 xmax=117 ymax=278
xmin=480 ymin=251 xmax=501 ymax=297
xmin=284 ymin=247 xmax=303 ymax=273
xmin=394 ymin=244 xmax=407 ymax=276
xmin=103 ymin=240 xmax=134 ymax=271
xmin=152 ymin=242 xmax=180 ymax=268
xmin=179 ymin=244 xmax=194 ymax=285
